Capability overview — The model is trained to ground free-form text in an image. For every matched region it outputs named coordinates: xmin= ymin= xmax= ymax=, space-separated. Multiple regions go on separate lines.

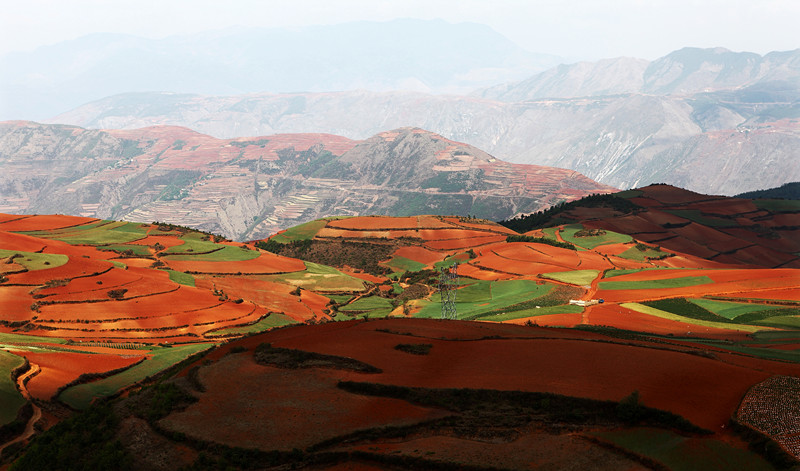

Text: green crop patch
xmin=622 ymin=303 xmax=762 ymax=332
xmin=0 ymin=350 xmax=26 ymax=426
xmin=269 ymin=218 xmax=331 ymax=243
xmin=33 ymin=221 xmax=150 ymax=245
xmin=166 ymin=270 xmax=195 ymax=287
xmin=599 ymin=276 xmax=713 ymax=290
xmin=475 ymin=304 xmax=583 ymax=322
xmin=643 ymin=298 xmax=733 ymax=324
xmin=590 ymin=427 xmax=774 ymax=471
xmin=161 ymin=236 xmax=259 ymax=261
xmin=413 ymin=279 xmax=555 ymax=320
xmin=206 ymin=313 xmax=297 ymax=336
xmin=663 ymin=209 xmax=738 ymax=227
xmin=383 ymin=256 xmax=427 ymax=273
xmin=618 ymin=244 xmax=672 ymax=261
xmin=604 ymin=268 xmax=686 ymax=278
xmin=0 ymin=249 xmax=68 ymax=271
xmin=339 ymin=296 xmax=394 ymax=312
xmin=689 ymin=298 xmax=792 ymax=320
xmin=560 ymin=224 xmax=632 ymax=249
xmin=541 ymin=270 xmax=599 ymax=286
xmin=266 ymin=262 xmax=365 ymax=291
xmin=97 ymin=244 xmax=152 ymax=256
xmin=58 ymin=343 xmax=213 ymax=410
xmin=753 ymin=315 xmax=800 ymax=330
xmin=752 ymin=199 xmax=800 ymax=212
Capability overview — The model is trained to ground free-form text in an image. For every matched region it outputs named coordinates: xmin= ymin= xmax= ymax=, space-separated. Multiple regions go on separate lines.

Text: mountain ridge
xmin=0 ymin=121 xmax=615 ymax=240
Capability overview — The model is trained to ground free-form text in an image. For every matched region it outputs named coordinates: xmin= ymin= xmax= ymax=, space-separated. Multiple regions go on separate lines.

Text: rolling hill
xmin=0 ymin=198 xmax=799 ymax=469
xmin=0 ymin=122 xmax=615 ymax=240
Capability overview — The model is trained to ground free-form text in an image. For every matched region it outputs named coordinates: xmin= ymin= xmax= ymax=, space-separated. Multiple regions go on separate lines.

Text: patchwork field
xmin=1 ymin=186 xmax=799 ymax=469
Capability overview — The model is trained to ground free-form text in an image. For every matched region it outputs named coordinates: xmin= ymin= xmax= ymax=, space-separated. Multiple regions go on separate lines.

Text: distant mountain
xmin=0 ymin=19 xmax=560 ymax=121
xmin=53 ymin=84 xmax=800 ymax=195
xmin=478 ymin=47 xmax=800 ymax=101
xmin=737 ymin=182 xmax=800 ymax=200
xmin=0 ymin=122 xmax=613 ymax=240
xmin=500 ymin=184 xmax=800 ymax=269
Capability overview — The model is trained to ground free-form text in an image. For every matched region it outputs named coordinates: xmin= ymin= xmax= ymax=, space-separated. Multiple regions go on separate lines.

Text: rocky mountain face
xmin=0 ymin=122 xmax=614 ymax=240
xmin=52 ymin=49 xmax=800 ymax=196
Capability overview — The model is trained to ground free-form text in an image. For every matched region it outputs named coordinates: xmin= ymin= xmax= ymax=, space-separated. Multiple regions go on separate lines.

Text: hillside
xmin=52 ymin=55 xmax=800 ymax=195
xmin=500 ymin=184 xmax=800 ymax=269
xmin=738 ymin=182 xmax=800 ymax=200
xmin=0 ymin=122 xmax=614 ymax=240
xmin=0 ymin=210 xmax=799 ymax=469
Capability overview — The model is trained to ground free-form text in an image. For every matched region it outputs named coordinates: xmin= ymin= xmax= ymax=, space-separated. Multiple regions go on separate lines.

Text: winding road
xmin=0 ymin=362 xmax=41 ymax=455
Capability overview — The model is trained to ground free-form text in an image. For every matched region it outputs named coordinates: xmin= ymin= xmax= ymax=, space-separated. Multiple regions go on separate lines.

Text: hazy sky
xmin=2 ymin=0 xmax=798 ymax=60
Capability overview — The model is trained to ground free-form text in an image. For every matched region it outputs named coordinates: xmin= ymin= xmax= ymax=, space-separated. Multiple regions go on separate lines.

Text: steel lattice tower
xmin=439 ymin=262 xmax=459 ymax=320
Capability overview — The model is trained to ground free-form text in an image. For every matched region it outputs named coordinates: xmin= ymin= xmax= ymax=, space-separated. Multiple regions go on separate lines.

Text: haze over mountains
xmin=0 ymin=19 xmax=559 ymax=121
xmin=43 ymin=41 xmax=800 ymax=196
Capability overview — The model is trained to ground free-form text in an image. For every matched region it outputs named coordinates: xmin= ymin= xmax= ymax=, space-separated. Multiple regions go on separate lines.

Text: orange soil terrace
xmin=15 ymin=351 xmax=145 ymax=401
xmin=183 ymin=319 xmax=798 ymax=435
xmin=163 ymin=250 xmax=305 ymax=274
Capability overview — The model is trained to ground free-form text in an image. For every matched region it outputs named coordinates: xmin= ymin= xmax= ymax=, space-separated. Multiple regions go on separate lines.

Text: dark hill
xmin=737 ymin=182 xmax=800 ymax=200
xmin=500 ymin=184 xmax=800 ymax=268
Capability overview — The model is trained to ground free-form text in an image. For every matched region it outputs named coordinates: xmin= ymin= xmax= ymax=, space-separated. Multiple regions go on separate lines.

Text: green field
xmin=265 ymin=262 xmax=365 ymax=291
xmin=413 ymin=279 xmax=554 ymax=320
xmin=589 ymin=428 xmax=774 ymax=471
xmin=0 ymin=249 xmax=68 ymax=271
xmin=166 ymin=270 xmax=195 ymax=287
xmin=0 ymin=332 xmax=69 ymax=345
xmin=752 ymin=199 xmax=800 ymax=212
xmin=599 ymin=276 xmax=713 ymax=290
xmin=753 ymin=315 xmax=800 ymax=329
xmin=689 ymin=298 xmax=792 ymax=320
xmin=622 ymin=303 xmax=762 ymax=333
xmin=603 ymin=268 xmax=687 ymax=279
xmin=383 ymin=256 xmax=428 ymax=273
xmin=161 ymin=234 xmax=259 ymax=262
xmin=474 ymin=304 xmax=583 ymax=322
xmin=97 ymin=244 xmax=152 ymax=256
xmin=269 ymin=218 xmax=330 ymax=243
xmin=618 ymin=245 xmax=672 ymax=261
xmin=663 ymin=209 xmax=738 ymax=227
xmin=560 ymin=224 xmax=632 ymax=249
xmin=0 ymin=350 xmax=26 ymax=425
xmin=58 ymin=343 xmax=213 ymax=410
xmin=23 ymin=221 xmax=150 ymax=246
xmin=541 ymin=270 xmax=599 ymax=286
xmin=205 ymin=313 xmax=297 ymax=337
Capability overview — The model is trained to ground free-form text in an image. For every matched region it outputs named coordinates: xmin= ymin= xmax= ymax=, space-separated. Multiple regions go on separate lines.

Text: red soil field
xmin=257 ymin=319 xmax=788 ymax=431
xmin=17 ymin=351 xmax=144 ymax=400
xmin=6 ymin=257 xmax=113 ymax=286
xmin=391 ymin=246 xmax=446 ymax=266
xmin=338 ymin=269 xmax=386 ymax=284
xmin=37 ymin=285 xmax=225 ymax=322
xmin=0 ymin=231 xmax=49 ymax=253
xmin=684 ymin=199 xmax=760 ymax=216
xmin=424 ymin=235 xmax=507 ymax=251
xmin=0 ymin=286 xmax=37 ymax=321
xmin=126 ymin=235 xmax=185 ymax=248
xmin=36 ymin=266 xmax=144 ymax=298
xmin=584 ymin=303 xmax=746 ymax=336
xmin=163 ymin=250 xmax=305 ymax=274
xmin=327 ymin=216 xmax=423 ymax=231
xmin=0 ymin=214 xmax=98 ymax=231
xmin=195 ymin=277 xmax=316 ymax=322
xmin=440 ymin=217 xmax=517 ymax=234
xmin=160 ymin=354 xmax=448 ymax=451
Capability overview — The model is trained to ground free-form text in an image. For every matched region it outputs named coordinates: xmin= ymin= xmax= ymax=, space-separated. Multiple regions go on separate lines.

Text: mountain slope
xmin=0 ymin=122 xmax=614 ymax=240
xmin=52 ymin=70 xmax=800 ymax=195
